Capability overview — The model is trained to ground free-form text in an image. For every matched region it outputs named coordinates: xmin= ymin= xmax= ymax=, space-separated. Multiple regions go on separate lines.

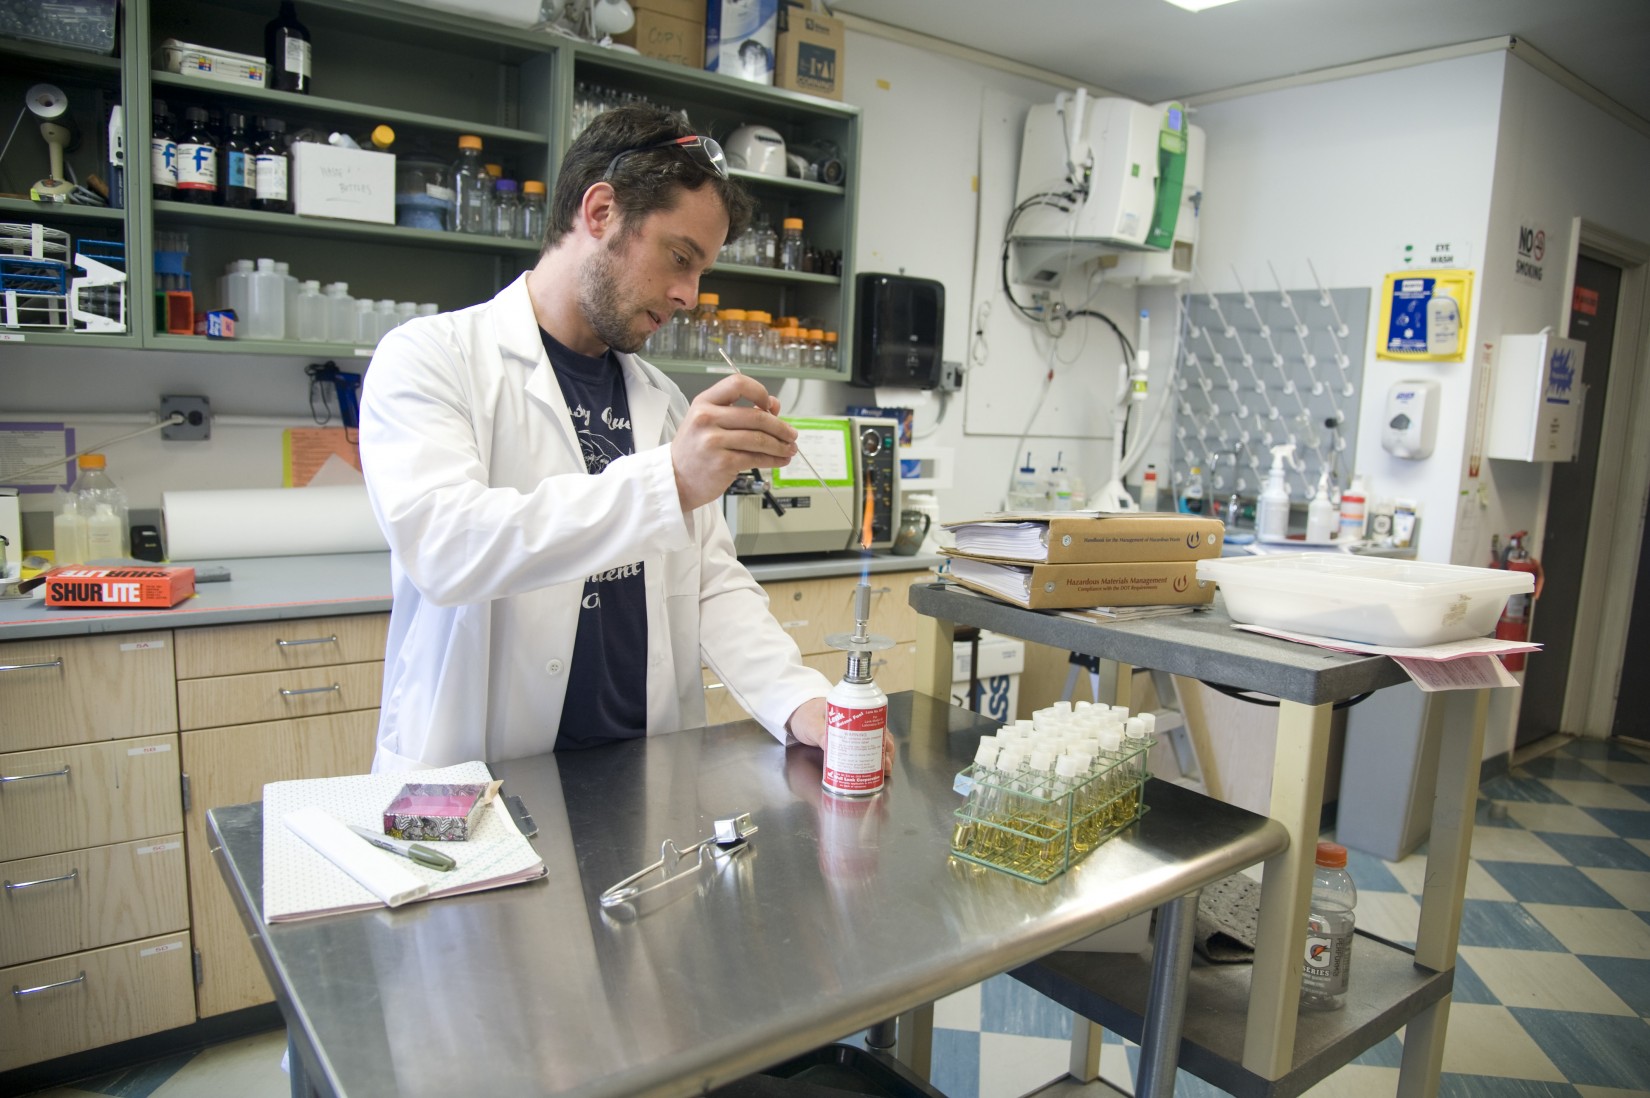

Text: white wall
xmin=1189 ymin=51 xmax=1508 ymax=564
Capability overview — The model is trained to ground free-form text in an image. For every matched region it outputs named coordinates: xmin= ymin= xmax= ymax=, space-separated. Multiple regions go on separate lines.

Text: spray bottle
xmin=1257 ymin=444 xmax=1294 ymax=541
xmin=1306 ymin=469 xmax=1337 ymax=542
xmin=822 ymin=582 xmax=893 ymax=798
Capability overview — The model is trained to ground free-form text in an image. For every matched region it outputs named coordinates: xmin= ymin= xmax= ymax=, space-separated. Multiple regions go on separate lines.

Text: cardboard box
xmin=633 ymin=0 xmax=703 ymax=20
xmin=951 ymin=632 xmax=1024 ymax=723
xmin=706 ymin=0 xmax=776 ymax=84
xmin=945 ymin=553 xmax=1214 ymax=610
xmin=383 ymin=781 xmax=498 ymax=841
xmin=44 ymin=565 xmax=195 ymax=608
xmin=945 ymin=513 xmax=1225 ymax=564
xmin=615 ymin=9 xmax=705 ymax=67
xmin=775 ymin=2 xmax=843 ymax=100
xmin=156 ymin=38 xmax=268 ymax=88
xmin=292 ymin=143 xmax=395 ymax=225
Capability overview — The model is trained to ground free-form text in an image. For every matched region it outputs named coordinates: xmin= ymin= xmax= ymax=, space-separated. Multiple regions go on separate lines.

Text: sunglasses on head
xmin=602 ymin=135 xmax=729 ymax=182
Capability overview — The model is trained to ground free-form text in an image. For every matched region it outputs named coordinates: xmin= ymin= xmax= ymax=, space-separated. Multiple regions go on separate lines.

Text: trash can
xmin=1336 ymin=681 xmax=1442 ymax=861
xmin=951 ymin=631 xmax=1025 ymax=723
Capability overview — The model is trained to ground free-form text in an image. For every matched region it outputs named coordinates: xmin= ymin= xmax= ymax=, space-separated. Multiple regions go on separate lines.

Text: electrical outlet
xmin=161 ymin=395 xmax=211 ymax=441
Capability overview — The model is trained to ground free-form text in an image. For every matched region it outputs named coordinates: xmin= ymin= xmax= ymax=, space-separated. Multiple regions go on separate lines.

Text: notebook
xmin=262 ymin=761 xmax=546 ymax=923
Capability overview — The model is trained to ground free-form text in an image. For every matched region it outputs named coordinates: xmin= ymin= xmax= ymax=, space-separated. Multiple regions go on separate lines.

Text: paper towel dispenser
xmin=852 ymin=273 xmax=944 ymax=389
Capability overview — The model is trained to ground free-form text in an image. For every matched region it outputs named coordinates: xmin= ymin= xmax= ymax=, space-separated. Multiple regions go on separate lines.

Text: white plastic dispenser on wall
xmin=1485 ymin=330 xmax=1586 ymax=462
xmin=1257 ymin=443 xmax=1294 ymax=542
xmin=1382 ymin=379 xmax=1441 ymax=459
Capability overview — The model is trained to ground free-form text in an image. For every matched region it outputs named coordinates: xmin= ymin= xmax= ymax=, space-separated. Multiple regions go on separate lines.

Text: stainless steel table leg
xmin=894 ymin=1003 xmax=934 ymax=1080
xmin=288 ymin=1030 xmax=320 ymax=1098
xmin=1136 ymin=890 xmax=1200 ymax=1098
xmin=865 ymin=1017 xmax=898 ymax=1050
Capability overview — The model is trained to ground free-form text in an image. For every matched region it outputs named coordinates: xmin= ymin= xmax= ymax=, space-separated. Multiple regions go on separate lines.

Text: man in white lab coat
xmin=359 ymin=106 xmax=834 ymax=770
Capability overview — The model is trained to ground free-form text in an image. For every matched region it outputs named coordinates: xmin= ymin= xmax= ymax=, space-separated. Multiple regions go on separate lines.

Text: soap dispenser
xmin=1257 ymin=444 xmax=1294 ymax=541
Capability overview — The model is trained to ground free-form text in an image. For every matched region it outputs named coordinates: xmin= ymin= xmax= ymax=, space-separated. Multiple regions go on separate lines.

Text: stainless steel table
xmin=208 ymin=692 xmax=1285 ymax=1098
xmin=909 ymin=583 xmax=1489 ymax=1098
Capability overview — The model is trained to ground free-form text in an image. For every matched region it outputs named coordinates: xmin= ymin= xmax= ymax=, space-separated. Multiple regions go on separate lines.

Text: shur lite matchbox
xmin=44 ymin=566 xmax=196 ymax=608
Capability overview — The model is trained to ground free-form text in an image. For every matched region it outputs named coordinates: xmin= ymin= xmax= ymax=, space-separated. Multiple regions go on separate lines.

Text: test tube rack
xmin=950 ymin=740 xmax=1153 ymax=884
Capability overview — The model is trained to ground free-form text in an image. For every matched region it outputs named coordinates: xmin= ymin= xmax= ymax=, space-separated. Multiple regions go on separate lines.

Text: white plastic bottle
xmin=325 ymin=282 xmax=356 ymax=342
xmin=355 ymin=298 xmax=380 ymax=343
xmin=1011 ymin=452 xmax=1039 ymax=510
xmin=295 ymin=280 xmax=327 ymax=341
xmin=1338 ymin=475 xmax=1368 ymax=542
xmin=52 ymin=489 xmax=88 ymax=565
xmin=376 ymin=298 xmax=399 ymax=341
xmin=1257 ymin=444 xmax=1294 ymax=541
xmin=1141 ymin=464 xmax=1160 ymax=512
xmin=73 ymin=453 xmax=128 ymax=560
xmin=1426 ymin=286 xmax=1460 ymax=355
xmin=1302 ymin=841 xmax=1357 ymax=1011
xmin=275 ymin=260 xmax=299 ymax=339
xmin=1306 ymin=469 xmax=1337 ymax=543
xmin=249 ymin=257 xmax=286 ymax=340
xmin=222 ymin=258 xmax=254 ymax=325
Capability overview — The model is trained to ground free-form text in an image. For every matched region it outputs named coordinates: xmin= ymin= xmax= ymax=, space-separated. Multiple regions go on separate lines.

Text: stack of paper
xmin=262 ymin=761 xmax=545 ymax=923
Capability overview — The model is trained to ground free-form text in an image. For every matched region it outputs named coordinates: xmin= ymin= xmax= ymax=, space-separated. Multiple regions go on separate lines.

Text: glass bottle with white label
xmin=265 ymin=0 xmax=312 ymax=94
xmin=253 ymin=117 xmax=291 ymax=214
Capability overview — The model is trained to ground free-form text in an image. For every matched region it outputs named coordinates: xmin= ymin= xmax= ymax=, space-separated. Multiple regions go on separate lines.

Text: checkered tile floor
xmin=30 ymin=736 xmax=1650 ymax=1098
xmin=929 ymin=735 xmax=1650 ymax=1098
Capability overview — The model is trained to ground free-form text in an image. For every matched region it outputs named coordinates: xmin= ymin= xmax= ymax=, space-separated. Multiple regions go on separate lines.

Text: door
xmin=1516 ymin=253 xmax=1622 ymax=746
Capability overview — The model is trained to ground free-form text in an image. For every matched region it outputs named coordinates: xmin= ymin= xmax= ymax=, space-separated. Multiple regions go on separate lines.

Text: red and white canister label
xmin=823 ymin=701 xmax=886 ymax=796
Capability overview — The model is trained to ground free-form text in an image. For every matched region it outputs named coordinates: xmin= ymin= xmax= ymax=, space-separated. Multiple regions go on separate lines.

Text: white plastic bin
xmin=951 ymin=631 xmax=1025 ymax=723
xmin=1196 ymin=553 xmax=1532 ymax=647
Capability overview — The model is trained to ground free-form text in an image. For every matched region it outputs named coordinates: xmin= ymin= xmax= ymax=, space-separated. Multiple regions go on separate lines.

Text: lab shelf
xmin=150 ymin=200 xmax=542 ymax=253
xmin=728 ymin=169 xmax=846 ymax=198
xmin=1015 ymin=930 xmax=1454 ymax=1098
xmin=0 ymin=330 xmax=139 ymax=350
xmin=646 ymin=356 xmax=843 ymax=382
xmin=711 ymin=263 xmax=841 ymax=286
xmin=0 ymin=38 xmax=122 ymax=74
xmin=145 ymin=333 xmax=383 ymax=358
xmin=0 ymin=198 xmax=126 ymax=224
xmin=148 ymin=73 xmax=550 ymax=147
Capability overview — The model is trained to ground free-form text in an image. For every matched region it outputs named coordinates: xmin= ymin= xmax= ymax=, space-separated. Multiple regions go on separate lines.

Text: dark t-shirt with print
xmin=541 ymin=329 xmax=648 ymax=750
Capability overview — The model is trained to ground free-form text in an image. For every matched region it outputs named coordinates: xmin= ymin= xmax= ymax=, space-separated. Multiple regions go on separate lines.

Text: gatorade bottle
xmin=1301 ymin=841 xmax=1357 ymax=1011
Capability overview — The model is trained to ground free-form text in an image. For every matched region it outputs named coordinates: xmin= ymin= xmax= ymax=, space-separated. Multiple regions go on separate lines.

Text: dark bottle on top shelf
xmin=221 ymin=112 xmax=255 ymax=208
xmin=265 ymin=0 xmax=313 ymax=94
xmin=175 ymin=107 xmax=218 ymax=205
xmin=152 ymin=100 xmax=177 ymax=202
xmin=253 ymin=117 xmax=293 ymax=214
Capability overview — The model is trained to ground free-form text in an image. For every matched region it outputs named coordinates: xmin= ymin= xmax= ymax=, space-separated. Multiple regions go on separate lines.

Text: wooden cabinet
xmin=0 ymin=636 xmax=189 ymax=1071
xmin=180 ymin=711 xmax=378 ymax=1017
xmin=702 ymin=569 xmax=931 ymax=724
xmin=0 ymin=608 xmax=387 ymax=1068
xmin=174 ymin=613 xmax=386 ymax=1018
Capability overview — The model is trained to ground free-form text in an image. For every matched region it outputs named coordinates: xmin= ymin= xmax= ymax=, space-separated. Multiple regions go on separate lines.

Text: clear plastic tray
xmin=1197 ymin=553 xmax=1533 ymax=647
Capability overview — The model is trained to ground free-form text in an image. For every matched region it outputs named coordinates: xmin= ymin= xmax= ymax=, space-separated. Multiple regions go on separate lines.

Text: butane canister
xmin=822 ymin=673 xmax=886 ymax=798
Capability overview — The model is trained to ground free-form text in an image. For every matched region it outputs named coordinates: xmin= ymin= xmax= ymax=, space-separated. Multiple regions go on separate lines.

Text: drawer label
xmin=141 ymin=940 xmax=185 ymax=957
xmin=121 ymin=639 xmax=168 ymax=652
xmin=128 ymin=742 xmax=174 ymax=756
xmin=137 ymin=841 xmax=182 ymax=855
xmin=781 ymin=619 xmax=809 ymax=630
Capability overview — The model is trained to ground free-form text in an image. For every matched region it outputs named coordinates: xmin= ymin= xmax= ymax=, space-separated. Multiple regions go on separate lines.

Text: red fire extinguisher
xmin=1494 ymin=531 xmax=1543 ymax=672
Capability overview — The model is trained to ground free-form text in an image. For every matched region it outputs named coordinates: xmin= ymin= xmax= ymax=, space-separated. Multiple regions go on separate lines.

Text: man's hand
xmin=787 ymin=697 xmax=895 ymax=776
xmin=671 ymin=375 xmax=798 ymax=511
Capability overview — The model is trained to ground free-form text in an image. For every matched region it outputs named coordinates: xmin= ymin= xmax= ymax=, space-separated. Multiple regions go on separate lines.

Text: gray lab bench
xmin=908 ymin=582 xmax=1487 ymax=1098
xmin=0 ymin=550 xmax=940 ymax=640
xmin=208 ymin=692 xmax=1286 ymax=1098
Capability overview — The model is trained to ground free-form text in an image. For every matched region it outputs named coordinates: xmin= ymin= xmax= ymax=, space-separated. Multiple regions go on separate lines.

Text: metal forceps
xmin=598 ymin=813 xmax=758 ymax=908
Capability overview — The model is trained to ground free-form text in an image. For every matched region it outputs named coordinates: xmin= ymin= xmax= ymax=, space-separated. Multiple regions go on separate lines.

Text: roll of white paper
xmin=162 ymin=485 xmax=387 ymax=560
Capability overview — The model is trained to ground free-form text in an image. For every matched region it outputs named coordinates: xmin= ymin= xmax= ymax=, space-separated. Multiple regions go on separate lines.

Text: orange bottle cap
xmin=78 ymin=453 xmax=106 ymax=469
xmin=782 ymin=217 xmax=803 ymax=230
xmin=720 ymin=309 xmax=747 ymax=321
xmin=457 ymin=135 xmax=482 ymax=150
xmin=1315 ymin=841 xmax=1348 ymax=869
xmin=484 ymin=163 xmax=503 ymax=177
xmin=699 ymin=293 xmax=720 ymax=306
xmin=824 ymin=331 xmax=838 ymax=343
xmin=523 ymin=180 xmax=545 ymax=195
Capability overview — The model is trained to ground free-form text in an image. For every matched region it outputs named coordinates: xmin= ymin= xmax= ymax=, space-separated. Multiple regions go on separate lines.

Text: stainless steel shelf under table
xmin=907 ymin=582 xmax=1491 ymax=1098
xmin=208 ymin=692 xmax=1286 ymax=1098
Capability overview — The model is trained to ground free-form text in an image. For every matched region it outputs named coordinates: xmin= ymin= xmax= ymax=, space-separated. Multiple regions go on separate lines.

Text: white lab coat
xmin=358 ymin=274 xmax=830 ymax=771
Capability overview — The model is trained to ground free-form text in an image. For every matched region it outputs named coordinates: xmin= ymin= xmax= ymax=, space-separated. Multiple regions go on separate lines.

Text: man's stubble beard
xmin=577 ymin=230 xmax=646 ymax=355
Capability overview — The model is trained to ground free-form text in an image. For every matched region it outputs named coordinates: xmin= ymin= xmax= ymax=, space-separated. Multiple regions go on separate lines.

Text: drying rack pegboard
xmin=1171 ymin=285 xmax=1370 ymax=507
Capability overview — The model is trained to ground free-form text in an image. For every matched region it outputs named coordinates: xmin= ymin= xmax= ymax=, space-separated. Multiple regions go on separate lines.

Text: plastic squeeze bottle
xmin=1338 ymin=475 xmax=1368 ymax=542
xmin=1306 ymin=469 xmax=1337 ymax=542
xmin=1302 ymin=841 xmax=1357 ymax=1011
xmin=1141 ymin=464 xmax=1160 ymax=512
xmin=1257 ymin=444 xmax=1294 ymax=541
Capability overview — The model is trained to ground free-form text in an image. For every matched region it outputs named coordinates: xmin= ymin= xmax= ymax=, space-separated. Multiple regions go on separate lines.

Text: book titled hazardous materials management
xmin=943 ymin=512 xmax=1225 ymax=564
xmin=44 ymin=565 xmax=196 ymax=608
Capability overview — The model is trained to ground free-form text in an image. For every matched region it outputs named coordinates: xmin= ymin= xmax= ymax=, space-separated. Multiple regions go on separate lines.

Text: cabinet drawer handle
xmin=276 ymin=635 xmax=338 ymax=648
xmin=279 ymin=683 xmax=341 ymax=698
xmin=13 ymin=972 xmax=85 ymax=998
xmin=0 ymin=658 xmax=64 ymax=673
xmin=1 ymin=765 xmax=71 ymax=785
xmin=704 ymin=682 xmax=726 ymax=693
xmin=5 ymin=868 xmax=78 ymax=891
